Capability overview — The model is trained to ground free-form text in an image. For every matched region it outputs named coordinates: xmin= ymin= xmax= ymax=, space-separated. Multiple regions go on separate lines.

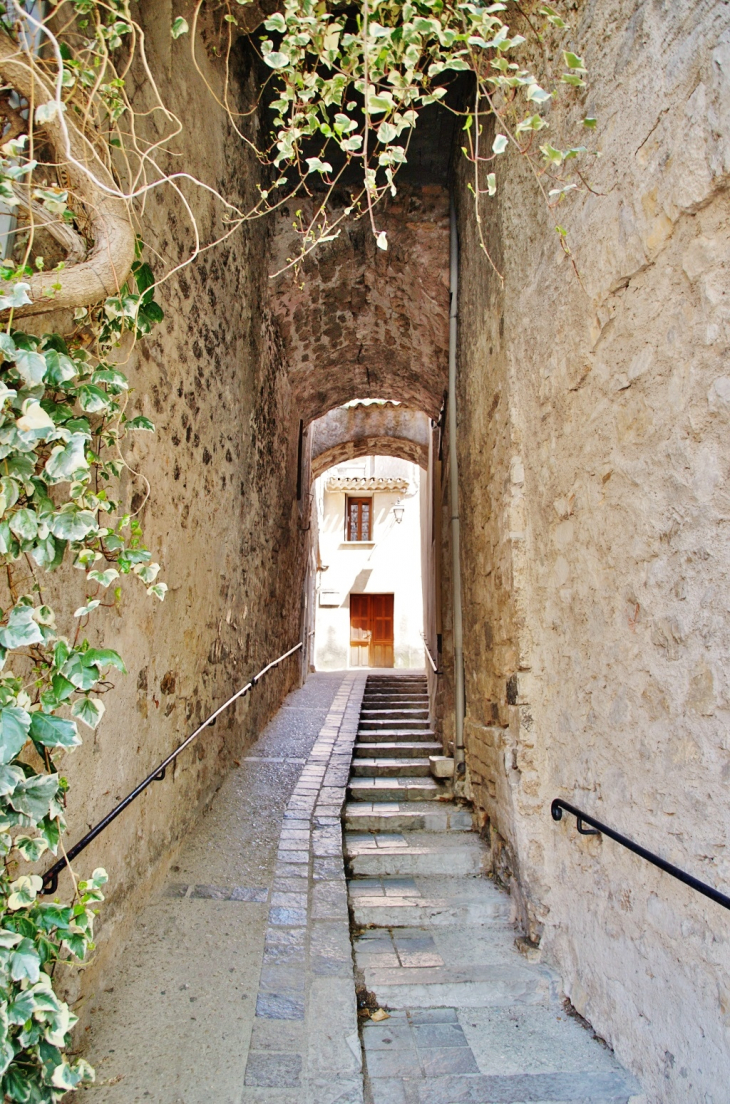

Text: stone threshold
xmin=242 ymin=672 xmax=368 ymax=1104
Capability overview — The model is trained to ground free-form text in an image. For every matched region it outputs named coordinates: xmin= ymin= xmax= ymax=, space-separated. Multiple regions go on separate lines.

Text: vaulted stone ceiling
xmin=268 ymin=185 xmax=450 ymax=424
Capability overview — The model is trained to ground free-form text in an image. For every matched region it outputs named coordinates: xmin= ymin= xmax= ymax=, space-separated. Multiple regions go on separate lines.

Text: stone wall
xmin=453 ymin=2 xmax=730 ymax=1100
xmin=29 ymin=0 xmax=309 ymax=1009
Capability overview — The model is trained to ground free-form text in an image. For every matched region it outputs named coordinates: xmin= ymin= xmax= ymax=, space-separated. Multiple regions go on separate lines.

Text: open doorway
xmin=312 ymin=453 xmax=425 ymax=670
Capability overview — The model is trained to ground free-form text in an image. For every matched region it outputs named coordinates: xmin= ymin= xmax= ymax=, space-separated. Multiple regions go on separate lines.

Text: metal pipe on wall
xmin=448 ymin=199 xmax=465 ymax=775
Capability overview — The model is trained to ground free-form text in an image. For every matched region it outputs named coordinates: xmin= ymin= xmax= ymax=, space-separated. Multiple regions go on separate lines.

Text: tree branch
xmin=0 ymin=32 xmax=135 ymax=317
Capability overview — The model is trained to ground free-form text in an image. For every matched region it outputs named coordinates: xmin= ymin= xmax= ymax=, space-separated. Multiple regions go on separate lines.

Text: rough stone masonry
xmin=447 ymin=3 xmax=730 ymax=1102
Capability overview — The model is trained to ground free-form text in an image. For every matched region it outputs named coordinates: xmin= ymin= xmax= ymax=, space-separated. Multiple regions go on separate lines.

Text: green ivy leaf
xmin=126 ymin=416 xmax=155 ymax=432
xmin=49 ymin=509 xmax=96 ymax=541
xmin=9 ymin=509 xmax=38 ymax=542
xmin=14 ymin=348 xmax=47 ymax=386
xmin=6 ymin=990 xmax=36 ymax=1027
xmin=0 ymin=706 xmax=31 ymax=765
xmin=0 ymin=606 xmax=43 ymax=650
xmin=563 ymin=50 xmax=586 ymax=71
xmin=78 ymin=384 xmax=111 ymax=413
xmin=29 ymin=712 xmax=80 ymax=751
xmin=14 ymin=834 xmax=48 ymax=862
xmin=9 ymin=938 xmax=41 ymax=983
xmin=83 ymin=648 xmax=127 ymax=674
xmin=87 ymin=568 xmax=119 ymax=588
xmin=92 ymin=367 xmax=128 ymax=392
xmin=37 ymin=815 xmax=60 ymax=855
xmin=43 ymin=349 xmax=77 ymax=386
xmin=171 ymin=16 xmax=189 ymax=38
xmin=44 ymin=434 xmax=89 ymax=483
xmin=71 ymin=697 xmax=105 ymax=730
xmin=8 ymin=773 xmax=58 ymax=822
xmin=61 ymin=654 xmax=98 ymax=691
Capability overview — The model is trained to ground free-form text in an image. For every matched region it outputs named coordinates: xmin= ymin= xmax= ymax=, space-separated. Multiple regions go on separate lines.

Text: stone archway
xmin=310 ymin=404 xmax=429 ymax=478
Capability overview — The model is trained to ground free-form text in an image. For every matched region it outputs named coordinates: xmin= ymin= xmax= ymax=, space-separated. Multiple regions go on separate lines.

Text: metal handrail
xmin=552 ymin=798 xmax=730 ymax=912
xmin=41 ymin=641 xmax=303 ymax=894
xmin=421 ymin=634 xmax=439 ymax=674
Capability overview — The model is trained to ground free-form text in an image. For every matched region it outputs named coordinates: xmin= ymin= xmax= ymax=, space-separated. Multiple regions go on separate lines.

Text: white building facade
xmin=313 ymin=455 xmax=424 ymax=670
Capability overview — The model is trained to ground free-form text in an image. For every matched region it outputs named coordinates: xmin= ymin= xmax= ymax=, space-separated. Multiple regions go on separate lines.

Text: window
xmin=346 ymin=497 xmax=372 ymax=541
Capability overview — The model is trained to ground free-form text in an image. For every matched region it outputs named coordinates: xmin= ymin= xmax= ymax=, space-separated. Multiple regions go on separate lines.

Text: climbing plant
xmin=0 ymin=0 xmax=592 ymax=1098
xmin=183 ymin=0 xmax=595 ymax=273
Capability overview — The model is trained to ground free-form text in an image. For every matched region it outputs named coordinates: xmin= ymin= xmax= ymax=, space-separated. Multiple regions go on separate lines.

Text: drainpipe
xmin=448 ymin=199 xmax=465 ymax=778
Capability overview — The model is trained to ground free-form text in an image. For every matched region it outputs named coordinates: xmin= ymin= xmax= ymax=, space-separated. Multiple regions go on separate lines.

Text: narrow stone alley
xmin=76 ymin=673 xmax=642 ymax=1104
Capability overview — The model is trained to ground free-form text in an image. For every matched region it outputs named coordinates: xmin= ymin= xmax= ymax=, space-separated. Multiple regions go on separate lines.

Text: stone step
xmin=349 ymin=875 xmax=511 ymax=928
xmin=364 ymin=671 xmax=426 ymax=680
xmin=366 ymin=686 xmax=427 ymax=692
xmin=361 ymin=701 xmax=429 ymax=710
xmin=361 ymin=708 xmax=430 ymax=720
xmin=357 ymin=729 xmax=437 ymax=742
xmin=364 ymin=1070 xmax=640 ymax=1103
xmin=351 ymin=757 xmax=432 ymax=778
xmin=359 ymin=719 xmax=432 ymax=732
xmin=354 ymin=741 xmax=443 ymax=758
xmin=346 ymin=830 xmax=485 ymax=876
xmin=343 ymin=801 xmax=474 ymax=833
xmin=364 ymin=687 xmax=428 ymax=695
xmin=362 ymin=694 xmax=429 ymax=702
xmin=361 ymin=962 xmax=553 ymax=1009
xmin=365 ymin=689 xmax=427 ymax=696
xmin=348 ymin=777 xmax=449 ymax=802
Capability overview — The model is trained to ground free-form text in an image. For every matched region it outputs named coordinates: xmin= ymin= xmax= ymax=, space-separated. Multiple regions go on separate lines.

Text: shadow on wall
xmin=319 ymin=621 xmax=349 ymax=670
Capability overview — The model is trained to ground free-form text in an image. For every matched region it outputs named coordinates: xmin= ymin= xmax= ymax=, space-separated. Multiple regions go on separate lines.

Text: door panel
xmin=349 ymin=594 xmax=371 ymax=666
xmin=349 ymin=594 xmax=394 ymax=668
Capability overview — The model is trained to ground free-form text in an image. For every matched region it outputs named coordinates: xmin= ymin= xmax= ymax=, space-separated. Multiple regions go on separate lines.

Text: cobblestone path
xmin=345 ymin=674 xmax=642 ymax=1104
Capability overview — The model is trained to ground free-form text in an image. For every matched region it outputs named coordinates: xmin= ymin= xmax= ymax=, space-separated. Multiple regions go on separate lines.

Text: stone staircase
xmin=344 ymin=674 xmax=642 ymax=1104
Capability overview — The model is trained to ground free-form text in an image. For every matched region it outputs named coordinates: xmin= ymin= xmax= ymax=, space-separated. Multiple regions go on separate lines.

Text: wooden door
xmin=349 ymin=594 xmax=394 ymax=668
xmin=349 ymin=594 xmax=371 ymax=667
xmin=370 ymin=594 xmax=394 ymax=667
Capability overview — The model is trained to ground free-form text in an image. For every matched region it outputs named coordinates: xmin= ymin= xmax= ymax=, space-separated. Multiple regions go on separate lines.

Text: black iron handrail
xmin=552 ymin=798 xmax=730 ymax=912
xmin=41 ymin=641 xmax=303 ymax=894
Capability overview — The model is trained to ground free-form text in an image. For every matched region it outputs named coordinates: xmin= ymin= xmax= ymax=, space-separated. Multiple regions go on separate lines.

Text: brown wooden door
xmin=349 ymin=594 xmax=371 ymax=667
xmin=349 ymin=594 xmax=394 ymax=668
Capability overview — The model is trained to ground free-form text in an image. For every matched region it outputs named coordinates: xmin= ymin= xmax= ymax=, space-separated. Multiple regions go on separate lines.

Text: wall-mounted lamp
xmin=392 ymin=500 xmax=405 ymax=524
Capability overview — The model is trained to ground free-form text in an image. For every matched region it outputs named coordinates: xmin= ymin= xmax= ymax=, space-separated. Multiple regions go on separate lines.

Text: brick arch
xmin=269 ymin=187 xmax=450 ymax=425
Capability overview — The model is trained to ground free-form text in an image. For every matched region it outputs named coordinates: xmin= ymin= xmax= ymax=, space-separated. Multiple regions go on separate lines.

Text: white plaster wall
xmin=314 ymin=457 xmax=424 ymax=670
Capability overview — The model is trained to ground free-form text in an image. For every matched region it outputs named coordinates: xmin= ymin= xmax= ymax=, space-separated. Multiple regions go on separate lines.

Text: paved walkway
xmin=75 ymin=671 xmax=362 ymax=1104
xmin=75 ymin=670 xmax=644 ymax=1104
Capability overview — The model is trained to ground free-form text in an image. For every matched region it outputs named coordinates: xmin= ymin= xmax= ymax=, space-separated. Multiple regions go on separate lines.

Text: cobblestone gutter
xmin=242 ymin=672 xmax=367 ymax=1104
